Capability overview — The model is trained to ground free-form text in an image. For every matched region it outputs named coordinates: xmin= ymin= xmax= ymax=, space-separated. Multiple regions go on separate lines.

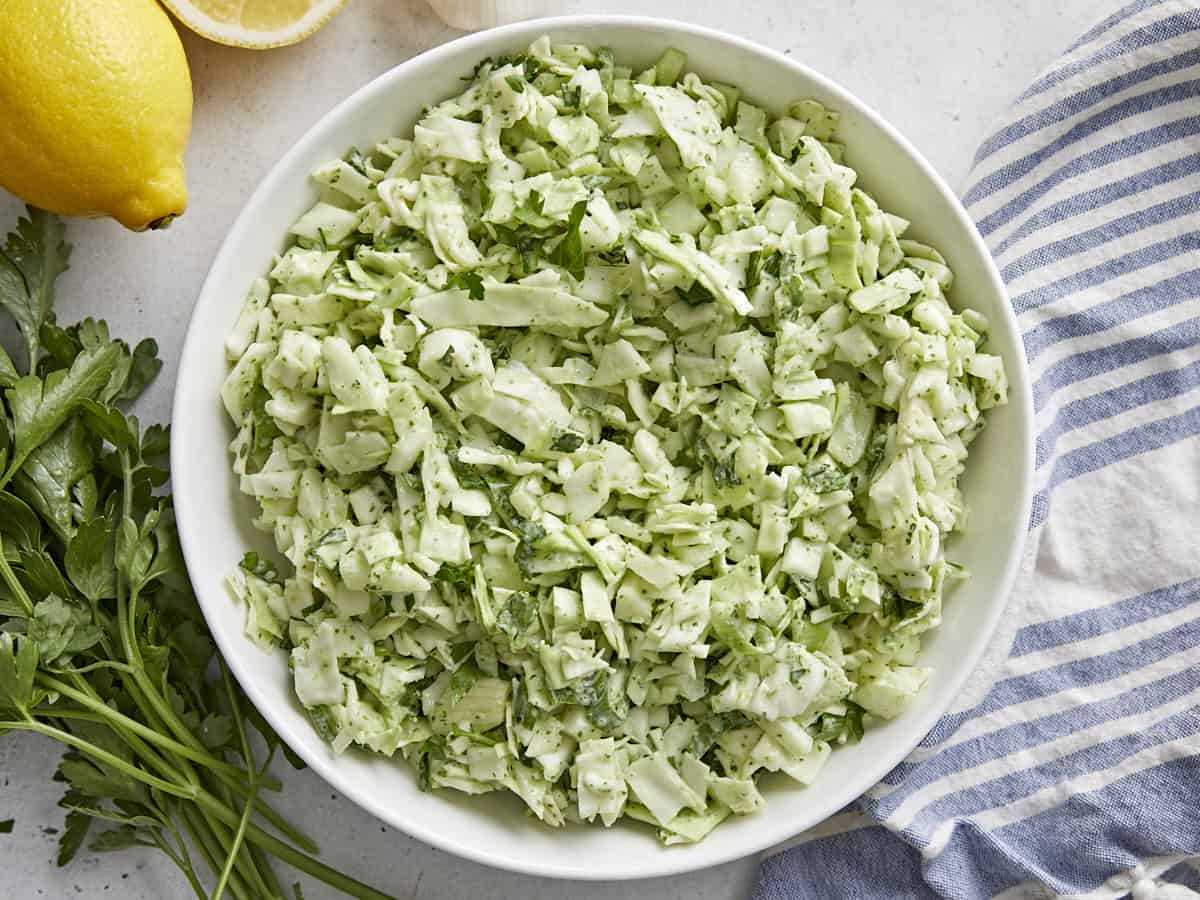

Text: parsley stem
xmin=179 ymin=803 xmax=254 ymax=900
xmin=189 ymin=665 xmax=318 ymax=854
xmin=39 ymin=703 xmax=284 ymax=793
xmin=113 ymin=576 xmax=215 ymax=767
xmin=226 ymin=672 xmax=295 ymax=866
xmin=194 ymin=789 xmax=397 ymax=900
xmin=210 ymin=781 xmax=257 ymax=900
xmin=246 ymin=843 xmax=285 ymax=899
xmin=40 ymin=674 xmax=218 ymax=827
xmin=58 ymin=670 xmax=208 ymax=793
xmin=109 ymin=505 xmax=202 ymax=789
xmin=60 ymin=680 xmax=293 ymax=897
xmin=1 ymin=721 xmax=196 ymax=799
xmin=222 ymin=780 xmax=317 ymax=854
xmin=0 ymin=536 xmax=33 ymax=616
xmin=114 ymin=580 xmax=241 ymax=798
xmin=212 ymin=659 xmax=268 ymax=900
xmin=35 ymin=675 xmax=258 ymax=784
xmin=220 ymin=656 xmax=256 ymax=784
xmin=210 ymin=797 xmax=281 ymax=900
xmin=148 ymin=827 xmax=208 ymax=900
xmin=208 ymin=805 xmax=276 ymax=900
xmin=49 ymin=659 xmax=137 ymax=676
xmin=162 ymin=816 xmax=209 ymax=900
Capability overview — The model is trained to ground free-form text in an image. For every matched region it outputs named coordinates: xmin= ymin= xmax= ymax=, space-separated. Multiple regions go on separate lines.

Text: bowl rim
xmin=173 ymin=12 xmax=1034 ymax=882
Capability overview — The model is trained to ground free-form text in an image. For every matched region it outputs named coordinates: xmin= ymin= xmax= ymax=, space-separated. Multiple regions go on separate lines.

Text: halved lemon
xmin=159 ymin=0 xmax=348 ymax=49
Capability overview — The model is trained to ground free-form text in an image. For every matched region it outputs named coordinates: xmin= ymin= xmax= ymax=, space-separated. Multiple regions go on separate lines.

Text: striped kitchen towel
xmin=754 ymin=1 xmax=1200 ymax=898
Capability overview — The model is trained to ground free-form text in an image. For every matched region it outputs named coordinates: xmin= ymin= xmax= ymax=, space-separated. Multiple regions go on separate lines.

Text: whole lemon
xmin=0 ymin=0 xmax=193 ymax=230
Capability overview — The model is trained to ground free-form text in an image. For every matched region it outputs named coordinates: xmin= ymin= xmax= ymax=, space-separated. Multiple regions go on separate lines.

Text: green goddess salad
xmin=221 ymin=37 xmax=1008 ymax=843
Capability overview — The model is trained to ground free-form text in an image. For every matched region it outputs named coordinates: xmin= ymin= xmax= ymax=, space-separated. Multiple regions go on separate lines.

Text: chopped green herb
xmin=560 ymin=84 xmax=582 ymax=110
xmin=239 ymin=551 xmax=281 ymax=583
xmin=678 ymin=279 xmax=714 ymax=306
xmin=696 ymin=438 xmax=740 ymax=487
xmin=551 ymin=430 xmax=586 ymax=453
xmin=434 ymin=561 xmax=475 ymax=587
xmin=804 ymin=461 xmax=850 ymax=494
xmin=548 ymin=201 xmax=588 ymax=281
xmin=447 ymin=270 xmax=485 ymax=301
xmin=495 ymin=592 xmax=538 ymax=647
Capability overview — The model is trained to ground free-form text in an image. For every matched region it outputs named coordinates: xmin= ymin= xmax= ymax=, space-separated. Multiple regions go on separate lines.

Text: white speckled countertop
xmin=1 ymin=1 xmax=1109 ymax=896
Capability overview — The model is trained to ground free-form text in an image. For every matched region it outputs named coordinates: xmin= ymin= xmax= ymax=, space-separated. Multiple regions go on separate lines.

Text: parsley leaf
xmin=9 ymin=419 xmax=94 ymax=541
xmin=345 ymin=146 xmax=371 ymax=176
xmin=434 ymin=561 xmax=475 ymax=587
xmin=28 ymin=594 xmax=102 ymax=664
xmin=551 ymin=430 xmax=585 ymax=452
xmin=0 ymin=206 xmax=68 ymax=366
xmin=811 ymin=701 xmax=866 ymax=745
xmin=0 ymin=346 xmax=17 ymax=389
xmin=495 ymin=592 xmax=538 ymax=648
xmin=549 ymin=200 xmax=588 ymax=281
xmin=306 ymin=527 xmax=348 ymax=566
xmin=239 ymin=551 xmax=281 ymax=584
xmin=597 ymin=47 xmax=616 ymax=93
xmin=0 ymin=632 xmax=39 ymax=716
xmin=597 ymin=243 xmax=627 ymax=265
xmin=56 ymin=811 xmax=91 ymax=866
xmin=0 ymin=492 xmax=43 ymax=553
xmin=447 ymin=451 xmax=488 ymax=490
xmin=863 ymin=429 xmax=889 ymax=477
xmin=678 ymin=279 xmax=714 ymax=306
xmin=7 ymin=340 xmax=123 ymax=476
xmin=446 ymin=270 xmax=485 ymax=301
xmin=745 ymin=250 xmax=780 ymax=291
xmin=560 ymin=84 xmax=582 ymax=110
xmin=880 ymin=586 xmax=925 ymax=624
xmin=779 ymin=253 xmax=808 ymax=305
xmin=494 ymin=53 xmax=541 ymax=82
xmin=553 ymin=670 xmax=629 ymax=730
xmin=804 ymin=461 xmax=850 ymax=494
xmin=414 ymin=735 xmax=447 ymax=792
xmin=696 ymin=438 xmax=740 ymax=487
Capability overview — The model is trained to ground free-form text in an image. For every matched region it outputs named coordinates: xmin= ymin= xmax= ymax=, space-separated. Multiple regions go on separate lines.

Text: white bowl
xmin=173 ymin=14 xmax=1034 ymax=882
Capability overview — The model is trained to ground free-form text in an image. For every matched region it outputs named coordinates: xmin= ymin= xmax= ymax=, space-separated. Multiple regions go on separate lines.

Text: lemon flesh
xmin=0 ymin=0 xmax=192 ymax=231
xmin=160 ymin=0 xmax=348 ymax=49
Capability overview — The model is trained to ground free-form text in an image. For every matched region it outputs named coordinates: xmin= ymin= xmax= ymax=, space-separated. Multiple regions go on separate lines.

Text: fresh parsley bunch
xmin=0 ymin=208 xmax=394 ymax=900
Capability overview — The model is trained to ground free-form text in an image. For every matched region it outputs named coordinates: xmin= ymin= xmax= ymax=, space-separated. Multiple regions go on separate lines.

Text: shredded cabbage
xmin=222 ymin=37 xmax=1007 ymax=844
